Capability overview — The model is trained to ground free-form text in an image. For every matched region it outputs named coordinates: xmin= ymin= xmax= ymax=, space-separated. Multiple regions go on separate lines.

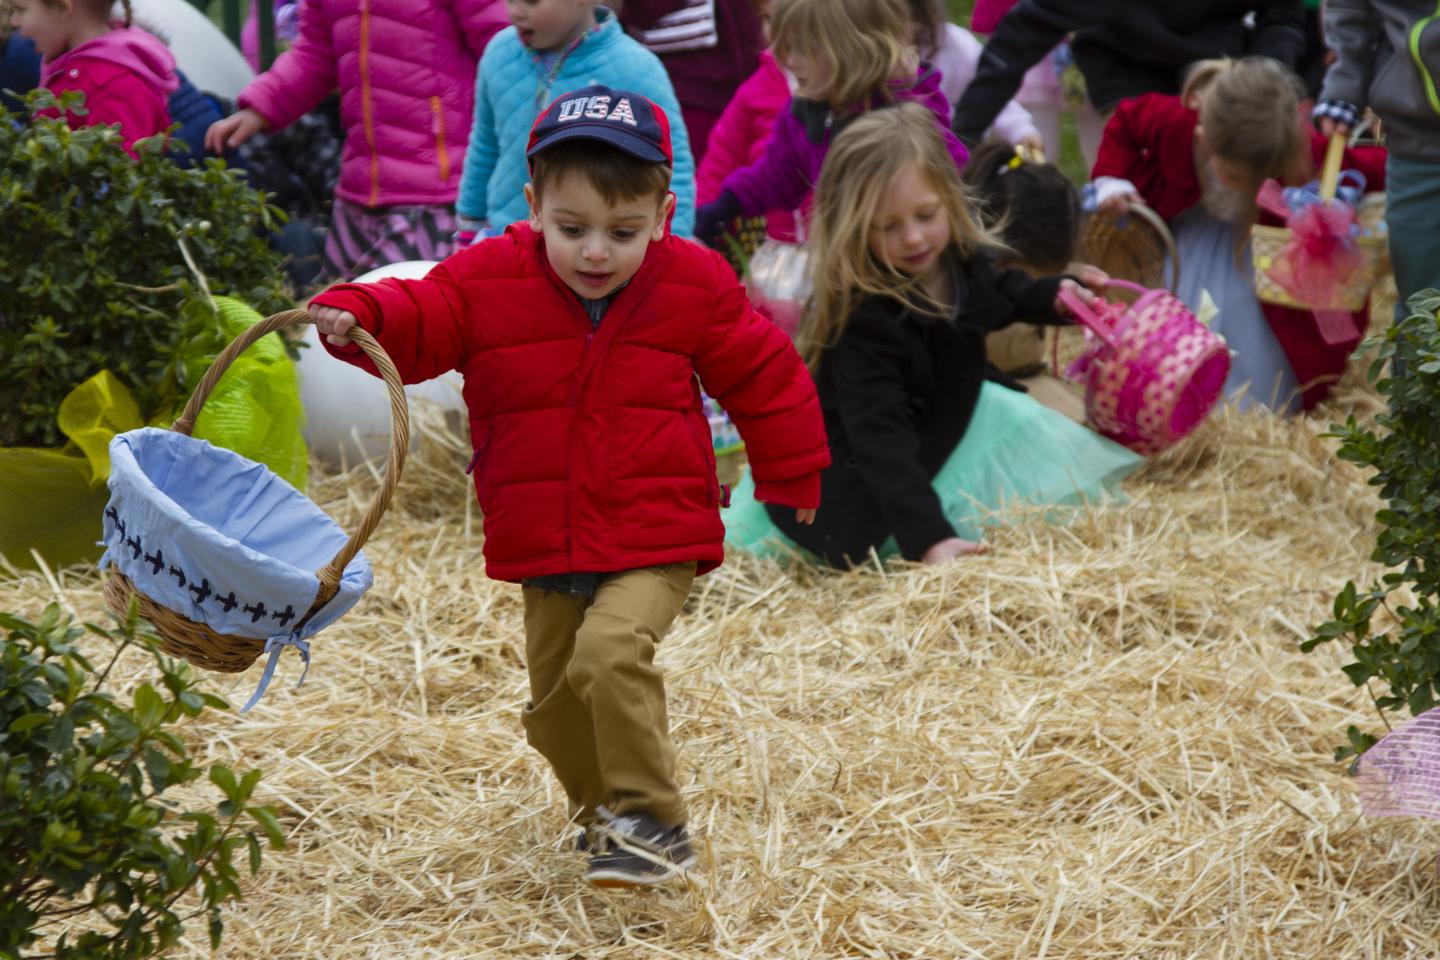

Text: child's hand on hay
xmin=795 ymin=508 xmax=816 ymax=525
xmin=204 ymin=108 xmax=268 ymax=153
xmin=922 ymin=537 xmax=986 ymax=563
xmin=311 ymin=304 xmax=359 ymax=346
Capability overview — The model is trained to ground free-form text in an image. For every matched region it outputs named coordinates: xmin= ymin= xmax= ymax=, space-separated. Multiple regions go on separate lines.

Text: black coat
xmin=953 ymin=0 xmax=1307 ymax=143
xmin=768 ymin=253 xmax=1069 ymax=567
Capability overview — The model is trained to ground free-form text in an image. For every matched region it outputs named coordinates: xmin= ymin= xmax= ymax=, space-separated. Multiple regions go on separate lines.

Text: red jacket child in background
xmin=11 ymin=0 xmax=177 ymax=157
xmin=310 ymin=87 xmax=828 ymax=890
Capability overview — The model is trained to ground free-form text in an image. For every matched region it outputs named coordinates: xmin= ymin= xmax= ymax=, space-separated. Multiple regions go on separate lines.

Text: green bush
xmin=0 ymin=604 xmax=283 ymax=959
xmin=1303 ymin=290 xmax=1440 ymax=760
xmin=0 ymin=90 xmax=291 ymax=449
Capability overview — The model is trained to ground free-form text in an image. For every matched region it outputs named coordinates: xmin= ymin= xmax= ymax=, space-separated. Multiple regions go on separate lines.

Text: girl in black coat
xmin=724 ymin=103 xmax=1142 ymax=568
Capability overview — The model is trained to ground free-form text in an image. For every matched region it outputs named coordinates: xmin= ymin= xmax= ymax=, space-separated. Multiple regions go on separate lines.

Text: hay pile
xmin=7 ymin=310 xmax=1440 ymax=958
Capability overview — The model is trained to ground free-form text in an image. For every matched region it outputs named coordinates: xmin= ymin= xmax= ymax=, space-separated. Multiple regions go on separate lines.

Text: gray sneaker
xmin=585 ymin=808 xmax=696 ymax=888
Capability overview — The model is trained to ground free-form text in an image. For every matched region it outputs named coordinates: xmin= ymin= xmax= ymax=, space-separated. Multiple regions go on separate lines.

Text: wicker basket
xmin=1250 ymin=131 xmax=1384 ymax=312
xmin=1076 ymin=201 xmax=1180 ymax=299
xmin=103 ymin=308 xmax=409 ymax=674
xmin=1251 ymin=225 xmax=1386 ymax=312
xmin=1057 ymin=279 xmax=1229 ymax=456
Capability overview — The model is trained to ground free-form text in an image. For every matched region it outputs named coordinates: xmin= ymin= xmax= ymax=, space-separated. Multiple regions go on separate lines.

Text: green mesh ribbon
xmin=0 ymin=299 xmax=307 ymax=569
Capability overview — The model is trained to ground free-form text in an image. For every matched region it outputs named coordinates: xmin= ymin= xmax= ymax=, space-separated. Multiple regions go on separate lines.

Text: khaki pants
xmin=520 ymin=562 xmax=696 ymax=827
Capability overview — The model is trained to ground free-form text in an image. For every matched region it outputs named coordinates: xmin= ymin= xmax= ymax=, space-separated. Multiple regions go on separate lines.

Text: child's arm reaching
xmin=1314 ymin=0 xmax=1383 ymax=137
xmin=1089 ymin=98 xmax=1158 ymax=216
xmin=308 ymin=257 xmax=479 ymax=384
xmin=208 ymin=3 xmax=338 ymax=152
xmin=827 ymin=307 xmax=962 ymax=561
xmin=455 ymin=48 xmax=503 ymax=230
xmin=695 ymin=108 xmax=812 ymax=245
xmin=976 ymin=257 xmax=1106 ymax=330
xmin=691 ymin=253 xmax=830 ymax=516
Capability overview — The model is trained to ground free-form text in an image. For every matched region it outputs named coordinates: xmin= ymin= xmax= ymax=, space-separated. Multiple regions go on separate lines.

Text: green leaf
xmin=238 ymin=768 xmax=262 ymax=803
xmin=209 ymin=765 xmax=239 ymax=802
xmin=8 ymin=712 xmax=52 ymax=734
xmin=133 ymin=682 xmax=164 ymax=730
xmin=249 ymin=806 xmax=286 ymax=849
xmin=246 ymin=833 xmax=263 ymax=875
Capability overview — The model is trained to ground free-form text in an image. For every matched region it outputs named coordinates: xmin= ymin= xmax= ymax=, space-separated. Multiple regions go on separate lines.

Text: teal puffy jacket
xmin=456 ymin=8 xmax=695 ymax=236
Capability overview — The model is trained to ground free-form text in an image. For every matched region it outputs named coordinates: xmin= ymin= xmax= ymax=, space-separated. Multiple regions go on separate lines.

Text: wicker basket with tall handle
xmin=1250 ymin=131 xmax=1385 ymax=312
xmin=102 ymin=308 xmax=409 ymax=674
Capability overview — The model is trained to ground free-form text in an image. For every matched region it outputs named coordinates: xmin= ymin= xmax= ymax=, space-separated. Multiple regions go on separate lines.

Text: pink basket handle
xmin=1102 ymin=278 xmax=1147 ymax=296
xmin=1056 ymin=284 xmax=1121 ymax=349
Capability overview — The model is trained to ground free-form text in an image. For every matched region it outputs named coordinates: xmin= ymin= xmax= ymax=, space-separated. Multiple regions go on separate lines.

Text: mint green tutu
xmin=724 ymin=381 xmax=1144 ymax=560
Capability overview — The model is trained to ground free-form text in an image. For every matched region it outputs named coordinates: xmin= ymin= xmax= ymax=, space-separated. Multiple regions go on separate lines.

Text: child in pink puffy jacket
xmin=10 ymin=0 xmax=177 ymax=158
xmin=205 ymin=0 xmax=507 ymax=281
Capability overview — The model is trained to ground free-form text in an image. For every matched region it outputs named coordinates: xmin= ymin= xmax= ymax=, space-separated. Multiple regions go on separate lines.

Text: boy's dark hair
xmin=529 ymin=140 xmax=671 ymax=208
xmin=961 ymin=141 xmax=1081 ymax=274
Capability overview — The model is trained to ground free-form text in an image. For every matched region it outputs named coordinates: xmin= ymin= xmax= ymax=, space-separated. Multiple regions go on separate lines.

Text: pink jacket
xmin=42 ymin=27 xmax=178 ymax=157
xmin=696 ymin=51 xmax=800 ymax=243
xmin=237 ymin=0 xmax=502 ymax=208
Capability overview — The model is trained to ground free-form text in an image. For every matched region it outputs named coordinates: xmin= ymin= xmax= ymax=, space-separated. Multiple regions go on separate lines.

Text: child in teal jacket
xmin=456 ymin=3 xmax=695 ymax=239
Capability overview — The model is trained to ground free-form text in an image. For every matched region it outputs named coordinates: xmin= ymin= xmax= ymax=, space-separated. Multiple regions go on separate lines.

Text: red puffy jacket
xmin=314 ymin=224 xmax=829 ymax=582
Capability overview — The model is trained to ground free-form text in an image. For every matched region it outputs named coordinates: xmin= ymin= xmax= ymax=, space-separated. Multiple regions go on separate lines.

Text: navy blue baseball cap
xmin=526 ymin=85 xmax=674 ymax=168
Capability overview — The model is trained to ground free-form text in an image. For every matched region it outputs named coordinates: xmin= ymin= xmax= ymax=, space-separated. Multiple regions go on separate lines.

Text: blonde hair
xmin=1183 ymin=57 xmax=1311 ymax=225
xmin=769 ymin=0 xmax=915 ymax=107
xmin=800 ymin=102 xmax=997 ymax=369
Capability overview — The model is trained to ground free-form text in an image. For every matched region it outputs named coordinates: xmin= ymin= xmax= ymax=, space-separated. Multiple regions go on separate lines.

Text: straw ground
xmin=6 ymin=301 xmax=1438 ymax=958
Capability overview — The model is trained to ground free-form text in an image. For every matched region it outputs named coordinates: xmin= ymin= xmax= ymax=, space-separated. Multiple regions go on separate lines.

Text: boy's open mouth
xmin=576 ymin=270 xmax=614 ymax=289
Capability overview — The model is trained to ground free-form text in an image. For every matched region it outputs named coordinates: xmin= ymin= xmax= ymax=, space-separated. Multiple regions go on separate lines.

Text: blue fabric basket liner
xmin=101 ymin=428 xmax=372 ymax=642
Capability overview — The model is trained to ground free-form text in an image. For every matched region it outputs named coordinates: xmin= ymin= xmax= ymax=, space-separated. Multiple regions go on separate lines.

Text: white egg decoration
xmin=129 ymin=0 xmax=255 ymax=100
xmin=296 ymin=261 xmax=467 ymax=466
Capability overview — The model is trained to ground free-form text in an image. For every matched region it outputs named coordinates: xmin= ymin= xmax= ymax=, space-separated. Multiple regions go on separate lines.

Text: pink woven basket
xmin=1058 ymin=279 xmax=1230 ymax=456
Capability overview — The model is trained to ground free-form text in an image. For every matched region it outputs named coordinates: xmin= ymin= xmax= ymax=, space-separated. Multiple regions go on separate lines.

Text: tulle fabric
xmin=724 ymin=381 xmax=1143 ymax=561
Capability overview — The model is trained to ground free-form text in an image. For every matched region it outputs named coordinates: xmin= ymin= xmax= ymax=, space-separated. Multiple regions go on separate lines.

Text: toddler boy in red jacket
xmin=310 ymin=85 xmax=829 ymax=888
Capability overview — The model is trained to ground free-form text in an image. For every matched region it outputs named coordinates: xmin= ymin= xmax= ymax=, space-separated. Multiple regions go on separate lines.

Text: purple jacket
xmin=720 ymin=66 xmax=968 ymax=217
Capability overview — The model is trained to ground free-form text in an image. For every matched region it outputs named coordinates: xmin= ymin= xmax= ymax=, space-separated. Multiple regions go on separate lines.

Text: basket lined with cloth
xmin=101 ymin=308 xmax=409 ymax=711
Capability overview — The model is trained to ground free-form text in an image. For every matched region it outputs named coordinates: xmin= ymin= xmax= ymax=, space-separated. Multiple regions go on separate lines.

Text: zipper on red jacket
xmin=568 ymin=329 xmax=594 ymax=405
xmin=465 ymin=430 xmax=491 ymax=478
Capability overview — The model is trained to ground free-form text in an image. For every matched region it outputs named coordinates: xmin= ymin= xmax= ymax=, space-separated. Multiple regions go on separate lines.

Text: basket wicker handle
xmin=1319 ymin=131 xmax=1346 ymax=203
xmin=171 ymin=307 xmax=410 ymax=617
xmin=1127 ymin=203 xmax=1181 ymax=294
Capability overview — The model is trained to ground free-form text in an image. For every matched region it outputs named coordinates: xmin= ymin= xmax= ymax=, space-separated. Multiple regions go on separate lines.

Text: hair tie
xmin=997 ymin=150 xmax=1024 ymax=177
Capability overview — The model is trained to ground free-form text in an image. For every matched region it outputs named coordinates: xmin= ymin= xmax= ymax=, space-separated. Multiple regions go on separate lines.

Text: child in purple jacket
xmin=692 ymin=0 xmax=967 ymax=246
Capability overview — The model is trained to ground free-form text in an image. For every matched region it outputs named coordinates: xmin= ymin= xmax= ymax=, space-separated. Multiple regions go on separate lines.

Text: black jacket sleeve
xmin=952 ymin=0 xmax=1097 ymax=145
xmin=1251 ymin=0 xmax=1307 ymax=67
xmin=972 ymin=257 xmax=1072 ymax=332
xmin=827 ymin=304 xmax=958 ymax=560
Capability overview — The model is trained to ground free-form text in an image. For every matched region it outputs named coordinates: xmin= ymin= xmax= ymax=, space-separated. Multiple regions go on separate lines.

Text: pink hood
xmin=42 ymin=26 xmax=179 ymax=98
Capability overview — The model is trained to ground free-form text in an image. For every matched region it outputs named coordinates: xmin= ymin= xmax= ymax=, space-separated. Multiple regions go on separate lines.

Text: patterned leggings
xmin=322 ymin=198 xmax=459 ymax=281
